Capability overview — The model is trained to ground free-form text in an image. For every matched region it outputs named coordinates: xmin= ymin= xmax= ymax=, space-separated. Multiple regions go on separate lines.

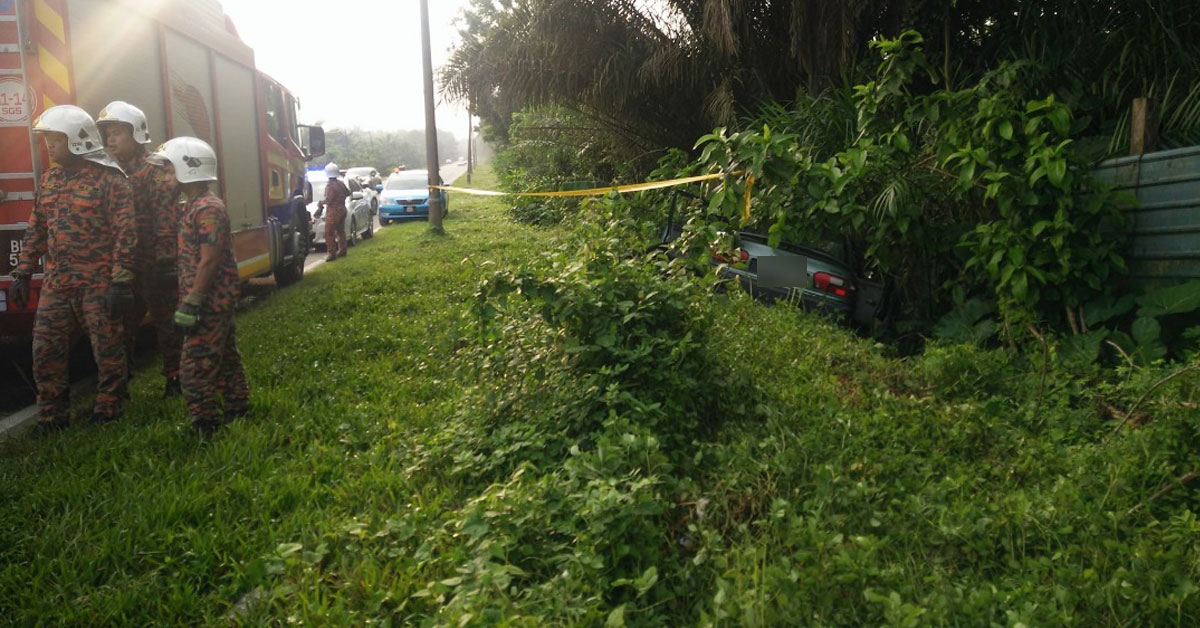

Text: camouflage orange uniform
xmin=177 ymin=190 xmax=249 ymax=424
xmin=121 ymin=152 xmax=182 ymax=381
xmin=15 ymin=162 xmax=136 ymax=423
xmin=323 ymin=178 xmax=349 ymax=258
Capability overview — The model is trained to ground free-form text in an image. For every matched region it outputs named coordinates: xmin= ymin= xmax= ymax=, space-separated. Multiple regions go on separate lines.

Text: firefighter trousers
xmin=124 ymin=272 xmax=182 ymax=381
xmin=325 ymin=207 xmax=347 ymax=258
xmin=180 ymin=311 xmax=249 ymax=424
xmin=33 ymin=286 xmax=127 ymax=422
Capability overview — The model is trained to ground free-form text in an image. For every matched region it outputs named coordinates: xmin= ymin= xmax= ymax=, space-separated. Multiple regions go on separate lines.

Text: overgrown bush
xmin=222 ymin=196 xmax=1198 ymax=626
xmin=465 ymin=206 xmax=740 ymax=471
xmin=684 ymin=31 xmax=1128 ymax=332
xmin=493 ymin=108 xmax=633 ymax=226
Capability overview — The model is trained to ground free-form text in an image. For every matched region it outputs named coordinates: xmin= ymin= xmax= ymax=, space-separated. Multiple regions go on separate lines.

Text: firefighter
xmin=149 ymin=137 xmax=249 ymax=437
xmin=96 ymin=101 xmax=183 ymax=397
xmin=5 ymin=105 xmax=136 ymax=433
xmin=317 ymin=162 xmax=350 ymax=262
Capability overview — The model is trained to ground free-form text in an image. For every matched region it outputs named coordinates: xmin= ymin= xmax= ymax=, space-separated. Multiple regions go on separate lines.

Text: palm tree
xmin=442 ymin=0 xmax=1200 ymax=166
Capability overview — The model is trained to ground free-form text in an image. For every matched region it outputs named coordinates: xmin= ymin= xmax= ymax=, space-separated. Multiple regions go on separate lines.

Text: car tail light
xmin=713 ymin=248 xmax=750 ymax=264
xmin=812 ymin=271 xmax=854 ymax=298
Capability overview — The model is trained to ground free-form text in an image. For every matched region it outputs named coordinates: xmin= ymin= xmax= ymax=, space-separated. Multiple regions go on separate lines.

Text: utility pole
xmin=466 ymin=110 xmax=473 ymax=184
xmin=419 ymin=0 xmax=444 ymax=234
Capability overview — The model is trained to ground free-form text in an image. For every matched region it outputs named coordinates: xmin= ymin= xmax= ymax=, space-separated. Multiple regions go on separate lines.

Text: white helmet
xmin=324 ymin=162 xmax=339 ymax=177
xmin=150 ymin=136 xmax=218 ymax=183
xmin=32 ymin=105 xmax=104 ymax=155
xmin=96 ymin=101 xmax=152 ymax=144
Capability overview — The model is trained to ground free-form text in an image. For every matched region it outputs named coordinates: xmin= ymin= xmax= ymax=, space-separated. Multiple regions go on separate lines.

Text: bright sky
xmin=220 ymin=0 xmax=473 ymax=135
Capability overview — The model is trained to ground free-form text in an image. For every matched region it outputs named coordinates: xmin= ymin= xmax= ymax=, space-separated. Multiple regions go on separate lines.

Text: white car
xmin=343 ymin=166 xmax=380 ymax=213
xmin=306 ymin=170 xmax=374 ymax=249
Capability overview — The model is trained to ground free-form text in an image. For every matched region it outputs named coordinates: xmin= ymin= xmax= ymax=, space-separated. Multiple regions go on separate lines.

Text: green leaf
xmin=1135 ymin=280 xmax=1200 ymax=317
xmin=926 ymin=102 xmax=940 ymax=122
xmin=1083 ymin=294 xmax=1136 ymax=327
xmin=1132 ymin=316 xmax=1161 ymax=345
xmin=1047 ymin=159 xmax=1067 ymax=188
xmin=635 ymin=566 xmax=659 ymax=596
xmin=1060 ymin=329 xmax=1108 ymax=367
xmin=1048 ymin=108 xmax=1071 ymax=135
xmin=894 ymin=133 xmax=911 ymax=153
xmin=1011 ymin=271 xmax=1028 ymax=302
xmin=958 ymin=161 xmax=976 ymax=188
xmin=1029 ymin=166 xmax=1046 ymax=186
xmin=998 ymin=120 xmax=1013 ymax=140
xmin=276 ymin=543 xmax=303 ymax=558
xmin=1131 ymin=316 xmax=1168 ymax=363
xmin=933 ymin=298 xmax=998 ymax=344
xmin=606 ymin=605 xmax=627 ymax=627
xmin=1008 ymin=245 xmax=1026 ymax=267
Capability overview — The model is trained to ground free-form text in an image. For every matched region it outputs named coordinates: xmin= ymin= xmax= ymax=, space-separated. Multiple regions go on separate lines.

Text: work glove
xmin=106 ymin=281 xmax=135 ymax=319
xmin=174 ymin=292 xmax=204 ymax=334
xmin=153 ymin=257 xmax=178 ymax=291
xmin=7 ymin=274 xmax=30 ymax=310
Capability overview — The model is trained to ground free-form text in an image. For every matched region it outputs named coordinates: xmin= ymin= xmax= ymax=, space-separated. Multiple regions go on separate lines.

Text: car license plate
xmin=406 ymin=208 xmax=414 ymax=213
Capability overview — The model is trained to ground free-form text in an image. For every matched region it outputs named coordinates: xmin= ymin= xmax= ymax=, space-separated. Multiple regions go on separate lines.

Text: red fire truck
xmin=0 ymin=0 xmax=322 ymax=338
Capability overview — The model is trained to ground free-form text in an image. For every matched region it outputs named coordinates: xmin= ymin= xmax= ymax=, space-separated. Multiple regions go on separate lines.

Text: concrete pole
xmin=419 ymin=0 xmax=444 ymax=233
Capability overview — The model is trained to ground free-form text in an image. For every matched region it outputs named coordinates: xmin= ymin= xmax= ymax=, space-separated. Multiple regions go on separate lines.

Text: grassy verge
xmin=1 ymin=166 xmax=1198 ymax=625
xmin=0 ymin=167 xmax=557 ymax=624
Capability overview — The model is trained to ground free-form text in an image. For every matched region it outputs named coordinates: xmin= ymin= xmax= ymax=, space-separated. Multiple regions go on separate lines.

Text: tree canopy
xmin=443 ymin=0 xmax=1200 ymax=164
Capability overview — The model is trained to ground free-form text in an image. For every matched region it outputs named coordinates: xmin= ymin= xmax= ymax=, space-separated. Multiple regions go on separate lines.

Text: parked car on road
xmin=344 ymin=166 xmax=381 ymax=213
xmin=378 ymin=170 xmax=448 ymax=225
xmin=306 ymin=170 xmax=374 ymax=248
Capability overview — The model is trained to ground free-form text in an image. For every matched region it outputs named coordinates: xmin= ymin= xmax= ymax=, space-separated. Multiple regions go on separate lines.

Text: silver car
xmin=663 ymin=190 xmax=886 ymax=326
xmin=343 ymin=166 xmax=380 ymax=213
xmin=306 ymin=171 xmax=374 ymax=249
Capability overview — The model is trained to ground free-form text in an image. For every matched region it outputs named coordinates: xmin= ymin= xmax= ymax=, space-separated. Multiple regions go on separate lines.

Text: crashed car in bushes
xmin=661 ymin=191 xmax=886 ymax=326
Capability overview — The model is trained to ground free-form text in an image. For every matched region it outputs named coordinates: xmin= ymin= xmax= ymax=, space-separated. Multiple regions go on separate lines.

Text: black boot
xmin=224 ymin=404 xmax=250 ymax=424
xmin=163 ymin=377 xmax=181 ymax=398
xmin=88 ymin=412 xmax=120 ymax=425
xmin=31 ymin=419 xmax=69 ymax=437
xmin=193 ymin=419 xmax=222 ymax=440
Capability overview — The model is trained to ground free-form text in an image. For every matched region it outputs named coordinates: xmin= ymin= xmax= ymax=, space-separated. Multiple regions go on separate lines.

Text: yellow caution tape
xmin=431 ymin=171 xmax=735 ymax=197
xmin=742 ymin=174 xmax=755 ymax=222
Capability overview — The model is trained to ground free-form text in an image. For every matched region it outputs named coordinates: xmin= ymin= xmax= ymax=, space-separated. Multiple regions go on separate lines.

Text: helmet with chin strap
xmin=96 ymin=101 xmax=152 ymax=145
xmin=33 ymin=105 xmax=104 ymax=155
xmin=150 ymin=136 xmax=219 ymax=183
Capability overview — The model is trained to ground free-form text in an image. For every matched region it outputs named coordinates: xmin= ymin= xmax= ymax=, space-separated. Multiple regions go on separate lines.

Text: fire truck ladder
xmin=1 ymin=0 xmax=39 ymax=284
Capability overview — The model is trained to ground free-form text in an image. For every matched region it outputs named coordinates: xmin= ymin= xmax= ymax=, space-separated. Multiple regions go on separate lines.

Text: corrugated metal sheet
xmin=1093 ymin=145 xmax=1200 ymax=281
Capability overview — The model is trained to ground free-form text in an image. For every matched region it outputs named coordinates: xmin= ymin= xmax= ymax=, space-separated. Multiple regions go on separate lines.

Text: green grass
xmin=0 ymin=167 xmax=558 ymax=624
xmin=1 ymin=166 xmax=1198 ymax=625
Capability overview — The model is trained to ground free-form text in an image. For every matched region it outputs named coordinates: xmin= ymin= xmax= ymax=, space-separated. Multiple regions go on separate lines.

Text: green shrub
xmin=464 ymin=208 xmax=742 ymax=473
xmin=685 ymin=31 xmax=1127 ymax=332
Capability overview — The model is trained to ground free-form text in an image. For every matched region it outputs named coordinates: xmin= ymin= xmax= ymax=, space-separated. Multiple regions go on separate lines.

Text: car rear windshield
xmin=386 ymin=174 xmax=427 ymax=190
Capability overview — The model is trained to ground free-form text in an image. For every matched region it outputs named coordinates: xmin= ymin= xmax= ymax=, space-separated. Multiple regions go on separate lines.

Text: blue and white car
xmin=377 ymin=170 xmax=447 ymax=225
